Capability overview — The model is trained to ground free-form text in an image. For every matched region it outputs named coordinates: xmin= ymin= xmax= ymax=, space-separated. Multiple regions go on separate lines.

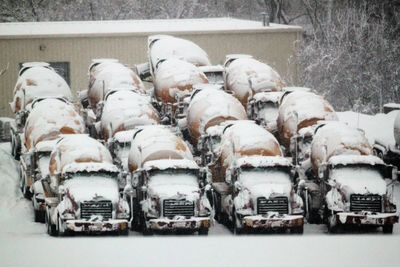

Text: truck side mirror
xmin=58 ymin=185 xmax=66 ymax=195
xmin=141 ymin=185 xmax=147 ymax=192
xmin=131 ymin=172 xmax=140 ymax=188
xmin=234 ymin=181 xmax=242 ymax=191
xmin=318 ymin=164 xmax=327 ymax=179
xmin=225 ymin=168 xmax=232 ymax=184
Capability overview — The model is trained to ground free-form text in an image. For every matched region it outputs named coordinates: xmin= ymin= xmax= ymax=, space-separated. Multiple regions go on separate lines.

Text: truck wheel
xmin=198 ymin=227 xmax=209 ymax=236
xmin=34 ymin=210 xmax=45 ymax=223
xmin=290 ymin=226 xmax=304 ymax=234
xmin=140 ymin=213 xmax=153 ymax=236
xmin=233 ymin=209 xmax=245 ymax=235
xmin=119 ymin=227 xmax=129 ymax=236
xmin=382 ymin=225 xmax=393 ymax=234
xmin=326 ymin=212 xmax=338 ymax=234
xmin=45 ymin=212 xmax=58 ymax=237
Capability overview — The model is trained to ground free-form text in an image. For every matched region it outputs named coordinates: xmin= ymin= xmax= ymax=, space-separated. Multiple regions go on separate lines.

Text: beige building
xmin=0 ymin=18 xmax=302 ymax=117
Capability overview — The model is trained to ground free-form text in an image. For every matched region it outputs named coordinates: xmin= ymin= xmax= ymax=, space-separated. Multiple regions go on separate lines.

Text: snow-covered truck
xmin=186 ymin=86 xmax=247 ymax=157
xmin=20 ymin=98 xmax=85 ymax=221
xmin=101 ymin=90 xmax=160 ymax=187
xmin=373 ymin=110 xmax=400 ymax=168
xmin=43 ymin=135 xmax=129 ymax=236
xmin=9 ymin=62 xmax=72 ymax=160
xmin=277 ymin=91 xmax=338 ymax=164
xmin=304 ymin=122 xmax=398 ymax=233
xmin=81 ymin=60 xmax=146 ymax=136
xmin=126 ymin=125 xmax=212 ymax=235
xmin=209 ymin=120 xmax=304 ymax=234
xmin=223 ymin=55 xmax=285 ymax=135
xmin=152 ymin=58 xmax=209 ymax=125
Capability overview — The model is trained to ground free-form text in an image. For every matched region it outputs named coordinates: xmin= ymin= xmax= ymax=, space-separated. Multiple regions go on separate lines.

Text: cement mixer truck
xmin=277 ymin=91 xmax=338 ymax=164
xmin=186 ymin=86 xmax=247 ymax=158
xmin=209 ymin=120 xmax=304 ymax=234
xmin=125 ymin=125 xmax=212 ymax=235
xmin=42 ymin=135 xmax=129 ymax=236
xmin=20 ymin=98 xmax=85 ymax=222
xmin=9 ymin=62 xmax=72 ymax=159
xmin=300 ymin=122 xmax=398 ymax=233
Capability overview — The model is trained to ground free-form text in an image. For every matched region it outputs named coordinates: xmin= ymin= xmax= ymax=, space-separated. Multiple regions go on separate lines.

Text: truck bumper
xmin=242 ymin=214 xmax=304 ymax=229
xmin=65 ymin=219 xmax=128 ymax=233
xmin=148 ymin=217 xmax=210 ymax=231
xmin=335 ymin=212 xmax=398 ymax=226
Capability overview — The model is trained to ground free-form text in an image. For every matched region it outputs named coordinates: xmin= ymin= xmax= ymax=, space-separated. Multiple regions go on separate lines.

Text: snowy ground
xmin=1 ymin=111 xmax=400 ymax=267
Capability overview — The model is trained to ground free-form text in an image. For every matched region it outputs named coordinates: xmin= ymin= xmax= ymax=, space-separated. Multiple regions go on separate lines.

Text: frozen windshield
xmin=149 ymin=170 xmax=198 ymax=187
xmin=239 ymin=168 xmax=291 ymax=188
xmin=205 ymin=71 xmax=223 ymax=84
xmin=258 ymin=102 xmax=279 ymax=123
xmin=116 ymin=142 xmax=131 ymax=164
xmin=331 ymin=166 xmax=384 ymax=181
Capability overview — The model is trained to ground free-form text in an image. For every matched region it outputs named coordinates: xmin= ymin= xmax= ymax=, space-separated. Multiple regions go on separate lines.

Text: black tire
xmin=34 ymin=209 xmax=45 ymax=223
xmin=326 ymin=213 xmax=338 ymax=234
xmin=291 ymin=226 xmax=304 ymax=234
xmin=140 ymin=213 xmax=153 ymax=236
xmin=119 ymin=227 xmax=129 ymax=236
xmin=233 ymin=209 xmax=245 ymax=235
xmin=46 ymin=212 xmax=58 ymax=237
xmin=198 ymin=227 xmax=209 ymax=236
xmin=382 ymin=224 xmax=393 ymax=234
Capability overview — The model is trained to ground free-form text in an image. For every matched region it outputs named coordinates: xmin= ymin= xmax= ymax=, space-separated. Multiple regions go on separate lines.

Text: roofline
xmin=0 ymin=18 xmax=303 ymax=40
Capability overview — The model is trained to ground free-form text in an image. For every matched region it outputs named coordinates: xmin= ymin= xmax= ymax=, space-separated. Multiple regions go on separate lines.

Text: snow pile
xmin=128 ymin=125 xmax=193 ymax=172
xmin=220 ymin=121 xmax=283 ymax=170
xmin=277 ymin=91 xmax=338 ymax=149
xmin=24 ymin=99 xmax=85 ymax=151
xmin=149 ymin=35 xmax=210 ymax=71
xmin=337 ymin=110 xmax=399 ymax=146
xmin=49 ymin=135 xmax=114 ymax=176
xmin=235 ymin=156 xmax=292 ymax=169
xmin=10 ymin=65 xmax=72 ymax=113
xmin=328 ymin=155 xmax=384 ymax=167
xmin=143 ymin=159 xmax=199 ymax=171
xmin=311 ymin=122 xmax=372 ymax=173
xmin=154 ymin=58 xmax=208 ymax=104
xmin=225 ymin=57 xmax=284 ymax=106
xmin=88 ymin=61 xmax=145 ymax=111
xmin=100 ymin=90 xmax=160 ymax=140
xmin=187 ymin=88 xmax=247 ymax=144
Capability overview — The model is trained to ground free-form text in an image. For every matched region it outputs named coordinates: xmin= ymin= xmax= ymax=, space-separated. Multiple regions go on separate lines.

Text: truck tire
xmin=198 ymin=227 xmax=209 ymax=236
xmin=326 ymin=212 xmax=338 ymax=234
xmin=140 ymin=213 xmax=153 ymax=236
xmin=233 ymin=208 xmax=245 ymax=235
xmin=382 ymin=225 xmax=393 ymax=234
xmin=34 ymin=210 xmax=45 ymax=223
xmin=290 ymin=226 xmax=304 ymax=234
xmin=45 ymin=212 xmax=58 ymax=237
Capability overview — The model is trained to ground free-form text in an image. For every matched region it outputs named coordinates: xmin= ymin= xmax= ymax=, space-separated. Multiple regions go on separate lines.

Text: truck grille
xmin=350 ymin=194 xmax=382 ymax=213
xmin=257 ymin=197 xmax=289 ymax=215
xmin=163 ymin=199 xmax=194 ymax=218
xmin=81 ymin=200 xmax=112 ymax=221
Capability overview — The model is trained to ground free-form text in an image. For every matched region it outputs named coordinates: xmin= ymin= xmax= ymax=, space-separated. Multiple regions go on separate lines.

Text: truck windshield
xmin=205 ymin=72 xmax=223 ymax=84
xmin=258 ymin=102 xmax=278 ymax=123
xmin=116 ymin=142 xmax=131 ymax=161
xmin=239 ymin=168 xmax=291 ymax=188
xmin=331 ymin=166 xmax=384 ymax=182
xmin=148 ymin=169 xmax=198 ymax=187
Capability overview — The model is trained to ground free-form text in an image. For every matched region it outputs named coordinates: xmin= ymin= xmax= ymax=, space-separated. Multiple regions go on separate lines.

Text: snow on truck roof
xmin=235 ymin=156 xmax=292 ymax=168
xmin=0 ymin=18 xmax=302 ymax=39
xmin=328 ymin=155 xmax=385 ymax=167
xmin=143 ymin=159 xmax=199 ymax=171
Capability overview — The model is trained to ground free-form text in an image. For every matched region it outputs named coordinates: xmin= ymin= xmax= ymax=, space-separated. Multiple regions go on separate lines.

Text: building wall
xmin=0 ymin=30 xmax=301 ymax=117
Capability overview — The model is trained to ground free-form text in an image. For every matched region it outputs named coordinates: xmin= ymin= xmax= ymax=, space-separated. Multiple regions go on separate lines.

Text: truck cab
xmin=129 ymin=159 xmax=212 ymax=235
xmin=321 ymin=155 xmax=398 ymax=233
xmin=213 ymin=156 xmax=304 ymax=234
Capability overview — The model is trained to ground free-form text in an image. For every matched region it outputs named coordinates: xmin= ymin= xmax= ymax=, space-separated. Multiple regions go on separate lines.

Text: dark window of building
xmin=19 ymin=62 xmax=70 ymax=85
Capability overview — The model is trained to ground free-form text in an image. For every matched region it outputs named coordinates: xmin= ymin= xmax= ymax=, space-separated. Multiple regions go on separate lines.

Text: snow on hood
xmin=64 ymin=176 xmax=120 ymax=203
xmin=147 ymin=172 xmax=200 ymax=200
xmin=50 ymin=135 xmax=114 ymax=176
xmin=100 ymin=90 xmax=160 ymax=140
xmin=277 ymin=91 xmax=338 ymax=149
xmin=88 ymin=61 xmax=145 ymax=111
xmin=330 ymin=165 xmax=386 ymax=196
xmin=186 ymin=88 xmax=247 ymax=144
xmin=328 ymin=155 xmax=384 ymax=167
xmin=128 ymin=125 xmax=193 ymax=172
xmin=311 ymin=122 xmax=373 ymax=173
xmin=239 ymin=169 xmax=292 ymax=199
xmin=24 ymin=99 xmax=85 ymax=151
xmin=62 ymin=162 xmax=119 ymax=175
xmin=226 ymin=58 xmax=284 ymax=106
xmin=112 ymin=129 xmax=136 ymax=143
xmin=34 ymin=139 xmax=59 ymax=152
xmin=154 ymin=58 xmax=208 ymax=104
xmin=149 ymin=35 xmax=210 ymax=70
xmin=252 ymin=91 xmax=283 ymax=103
xmin=10 ymin=65 xmax=72 ymax=113
xmin=143 ymin=159 xmax=199 ymax=171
